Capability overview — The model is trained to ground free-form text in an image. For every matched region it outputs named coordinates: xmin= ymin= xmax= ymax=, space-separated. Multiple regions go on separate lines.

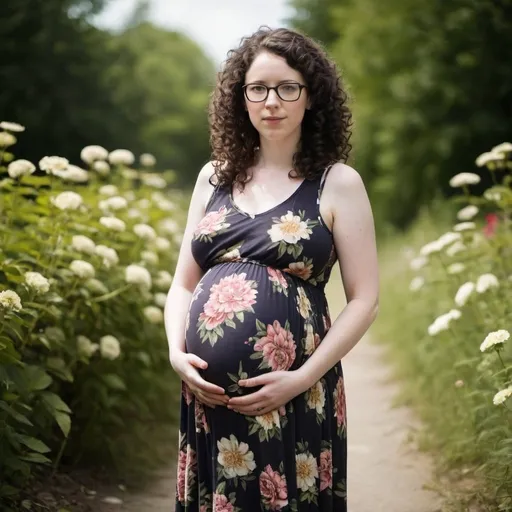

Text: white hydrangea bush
xmin=0 ymin=124 xmax=186 ymax=487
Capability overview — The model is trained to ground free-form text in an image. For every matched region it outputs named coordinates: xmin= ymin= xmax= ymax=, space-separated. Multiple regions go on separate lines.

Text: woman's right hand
xmin=170 ymin=351 xmax=229 ymax=408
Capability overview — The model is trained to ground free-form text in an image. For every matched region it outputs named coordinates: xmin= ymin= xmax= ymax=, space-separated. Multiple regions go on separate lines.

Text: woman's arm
xmin=294 ymin=162 xmax=379 ymax=388
xmin=164 ymin=162 xmax=230 ymax=407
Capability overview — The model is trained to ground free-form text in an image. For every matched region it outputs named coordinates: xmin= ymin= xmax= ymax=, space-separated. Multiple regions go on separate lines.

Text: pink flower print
xmin=254 ymin=320 xmax=296 ymax=371
xmin=278 ymin=405 xmax=286 ymax=416
xmin=319 ymin=449 xmax=333 ymax=491
xmin=259 ymin=465 xmax=289 ymax=510
xmin=177 ymin=449 xmax=187 ymax=502
xmin=198 ymin=273 xmax=257 ymax=331
xmin=194 ymin=205 xmax=230 ymax=238
xmin=213 ymin=493 xmax=234 ymax=512
xmin=182 ymin=382 xmax=193 ymax=406
xmin=267 ymin=267 xmax=288 ymax=289
xmin=334 ymin=377 xmax=347 ymax=429
xmin=185 ymin=445 xmax=197 ymax=499
xmin=194 ymin=401 xmax=210 ymax=433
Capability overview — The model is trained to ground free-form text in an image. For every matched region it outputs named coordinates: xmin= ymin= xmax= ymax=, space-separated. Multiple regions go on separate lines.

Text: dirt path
xmin=99 ymin=271 xmax=443 ymax=511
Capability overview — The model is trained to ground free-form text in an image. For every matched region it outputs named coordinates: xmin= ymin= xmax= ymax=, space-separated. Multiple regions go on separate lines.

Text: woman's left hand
xmin=227 ymin=370 xmax=308 ymax=416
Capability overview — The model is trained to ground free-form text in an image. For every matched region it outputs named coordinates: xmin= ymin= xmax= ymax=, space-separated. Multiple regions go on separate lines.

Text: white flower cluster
xmin=428 ymin=309 xmax=461 ymax=336
xmin=125 ymin=264 xmax=152 ymax=289
xmin=493 ymin=385 xmax=512 ymax=406
xmin=480 ymin=329 xmax=509 ymax=353
xmin=7 ymin=159 xmax=36 ymax=179
xmin=51 ymin=191 xmax=83 ymax=211
xmin=25 ymin=272 xmax=50 ymax=294
xmin=0 ymin=290 xmax=22 ymax=311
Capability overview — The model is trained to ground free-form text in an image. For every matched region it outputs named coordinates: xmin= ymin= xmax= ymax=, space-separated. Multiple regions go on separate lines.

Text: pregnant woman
xmin=165 ymin=27 xmax=379 ymax=511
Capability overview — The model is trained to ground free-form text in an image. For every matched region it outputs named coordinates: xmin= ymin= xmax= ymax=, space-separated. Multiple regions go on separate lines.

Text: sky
xmin=93 ymin=0 xmax=294 ymax=65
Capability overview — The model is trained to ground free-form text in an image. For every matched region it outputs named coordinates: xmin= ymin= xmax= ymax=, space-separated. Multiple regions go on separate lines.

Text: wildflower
xmin=484 ymin=189 xmax=501 ymax=202
xmin=141 ymin=250 xmax=159 ymax=265
xmin=155 ymin=270 xmax=173 ymax=289
xmin=409 ymin=276 xmax=424 ymax=291
xmin=24 ymin=272 xmax=50 ymax=294
xmin=144 ymin=305 xmax=164 ymax=323
xmin=483 ymin=213 xmax=499 ymax=238
xmin=140 ymin=153 xmax=156 ymax=167
xmin=157 ymin=199 xmax=175 ymax=211
xmin=124 ymin=191 xmax=136 ymax=201
xmin=53 ymin=165 xmax=89 ymax=183
xmin=125 ymin=264 xmax=152 ymax=289
xmin=427 ymin=309 xmax=461 ymax=336
xmin=142 ymin=174 xmax=167 ymax=189
xmin=0 ymin=121 xmax=25 ymax=132
xmin=449 ymin=173 xmax=481 ymax=187
xmin=94 ymin=245 xmax=119 ymax=268
xmin=100 ymin=335 xmax=121 ymax=360
xmin=447 ymin=263 xmax=465 ymax=274
xmin=409 ymin=256 xmax=428 ymax=271
xmin=438 ymin=232 xmax=462 ymax=247
xmin=493 ymin=386 xmax=512 ymax=406
xmin=154 ymin=292 xmax=167 ymax=308
xmin=51 ymin=191 xmax=83 ymax=210
xmin=77 ymin=335 xmax=99 ymax=357
xmin=480 ymin=330 xmax=509 ymax=352
xmin=0 ymin=131 xmax=16 ymax=147
xmin=158 ymin=218 xmax=180 ymax=235
xmin=93 ymin=160 xmax=110 ymax=176
xmin=7 ymin=159 xmax=36 ymax=179
xmin=70 ymin=260 xmax=95 ymax=279
xmin=454 ymin=222 xmax=476 ymax=232
xmin=476 ymin=273 xmax=499 ymax=293
xmin=99 ymin=196 xmax=128 ymax=211
xmin=127 ymin=208 xmax=142 ymax=218
xmin=154 ymin=237 xmax=171 ymax=252
xmin=137 ymin=199 xmax=151 ymax=209
xmin=454 ymin=282 xmax=475 ymax=307
xmin=491 ymin=142 xmax=512 ymax=154
xmin=72 ymin=235 xmax=96 ymax=254
xmin=446 ymin=241 xmax=466 ymax=257
xmin=80 ymin=145 xmax=108 ymax=164
xmin=99 ymin=185 xmax=118 ymax=196
xmin=475 ymin=151 xmax=502 ymax=168
xmin=39 ymin=156 xmax=69 ymax=174
xmin=133 ymin=223 xmax=157 ymax=241
xmin=455 ymin=380 xmax=464 ymax=388
xmin=99 ymin=216 xmax=126 ymax=232
xmin=0 ymin=290 xmax=22 ymax=311
xmin=457 ymin=205 xmax=479 ymax=221
xmin=121 ymin=168 xmax=138 ymax=179
xmin=108 ymin=149 xmax=135 ymax=166
xmin=420 ymin=240 xmax=443 ymax=257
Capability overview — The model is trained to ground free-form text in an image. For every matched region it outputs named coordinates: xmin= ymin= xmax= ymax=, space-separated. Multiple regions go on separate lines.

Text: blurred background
xmin=2 ymin=1 xmax=512 ymax=511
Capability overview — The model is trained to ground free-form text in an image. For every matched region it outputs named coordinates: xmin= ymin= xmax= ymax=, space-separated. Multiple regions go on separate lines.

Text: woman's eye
xmin=250 ymin=85 xmax=265 ymax=93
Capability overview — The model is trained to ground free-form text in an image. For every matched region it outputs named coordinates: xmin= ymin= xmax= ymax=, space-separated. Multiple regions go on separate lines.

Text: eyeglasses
xmin=242 ymin=82 xmax=307 ymax=102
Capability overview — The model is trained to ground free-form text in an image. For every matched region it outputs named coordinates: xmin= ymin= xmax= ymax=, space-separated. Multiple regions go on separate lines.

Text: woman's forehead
xmin=245 ymin=52 xmax=303 ymax=82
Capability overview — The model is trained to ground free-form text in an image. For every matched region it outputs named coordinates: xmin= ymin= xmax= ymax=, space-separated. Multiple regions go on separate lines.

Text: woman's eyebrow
xmin=245 ymin=79 xmax=300 ymax=84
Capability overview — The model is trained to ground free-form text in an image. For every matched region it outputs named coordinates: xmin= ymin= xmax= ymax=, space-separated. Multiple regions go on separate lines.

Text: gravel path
xmin=100 ymin=271 xmax=443 ymax=512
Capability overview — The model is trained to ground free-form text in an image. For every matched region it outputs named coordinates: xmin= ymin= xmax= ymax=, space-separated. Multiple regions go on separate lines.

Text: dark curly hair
xmin=208 ymin=26 xmax=352 ymax=190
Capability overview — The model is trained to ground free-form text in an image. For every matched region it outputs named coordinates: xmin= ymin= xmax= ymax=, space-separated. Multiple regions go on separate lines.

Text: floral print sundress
xmin=176 ymin=169 xmax=347 ymax=511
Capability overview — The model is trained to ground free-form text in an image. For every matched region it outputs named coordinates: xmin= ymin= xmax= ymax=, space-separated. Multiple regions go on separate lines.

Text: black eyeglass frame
xmin=242 ymin=82 xmax=308 ymax=103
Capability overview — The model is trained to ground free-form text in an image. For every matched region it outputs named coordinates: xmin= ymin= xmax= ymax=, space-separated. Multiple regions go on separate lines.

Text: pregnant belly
xmin=185 ymin=262 xmax=308 ymax=394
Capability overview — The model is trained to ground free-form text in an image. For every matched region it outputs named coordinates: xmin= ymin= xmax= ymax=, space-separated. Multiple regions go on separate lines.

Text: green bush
xmin=375 ymin=143 xmax=512 ymax=510
xmin=0 ymin=123 xmax=184 ymax=506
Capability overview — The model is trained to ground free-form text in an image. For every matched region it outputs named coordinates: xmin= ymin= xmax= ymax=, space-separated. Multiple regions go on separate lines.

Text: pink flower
xmin=334 ymin=377 xmax=347 ymax=428
xmin=284 ymin=261 xmax=313 ymax=281
xmin=198 ymin=303 xmax=229 ymax=330
xmin=182 ymin=382 xmax=193 ymax=405
xmin=213 ymin=493 xmax=234 ymax=512
xmin=194 ymin=206 xmax=229 ymax=236
xmin=177 ymin=449 xmax=187 ymax=502
xmin=267 ymin=267 xmax=288 ymax=288
xmin=483 ymin=213 xmax=499 ymax=238
xmin=319 ymin=449 xmax=333 ymax=491
xmin=195 ymin=401 xmax=210 ymax=433
xmin=254 ymin=320 xmax=296 ymax=371
xmin=259 ymin=465 xmax=289 ymax=510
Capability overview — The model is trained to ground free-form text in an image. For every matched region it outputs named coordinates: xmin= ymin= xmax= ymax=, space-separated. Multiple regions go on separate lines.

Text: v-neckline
xmin=229 ymin=179 xmax=307 ymax=219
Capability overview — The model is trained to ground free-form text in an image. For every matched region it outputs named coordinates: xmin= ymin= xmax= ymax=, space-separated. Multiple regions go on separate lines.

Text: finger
xmin=200 ymin=392 xmax=229 ymax=405
xmin=188 ymin=374 xmax=226 ymax=395
xmin=187 ymin=354 xmax=208 ymax=370
xmin=228 ymin=391 xmax=265 ymax=407
xmin=232 ymin=402 xmax=269 ymax=415
xmin=238 ymin=374 xmax=271 ymax=388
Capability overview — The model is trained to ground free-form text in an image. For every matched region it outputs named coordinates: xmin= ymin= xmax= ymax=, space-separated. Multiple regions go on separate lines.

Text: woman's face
xmin=243 ymin=51 xmax=309 ymax=142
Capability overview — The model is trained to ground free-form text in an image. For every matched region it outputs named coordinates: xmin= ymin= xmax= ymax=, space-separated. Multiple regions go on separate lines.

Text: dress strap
xmin=318 ymin=163 xmax=335 ymax=202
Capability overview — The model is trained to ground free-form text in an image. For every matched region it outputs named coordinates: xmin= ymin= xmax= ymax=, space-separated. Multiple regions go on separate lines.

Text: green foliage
xmin=288 ymin=0 xmax=512 ymax=231
xmin=374 ymin=144 xmax=512 ymax=510
xmin=0 ymin=0 xmax=213 ymax=186
xmin=0 ymin=133 xmax=185 ymax=506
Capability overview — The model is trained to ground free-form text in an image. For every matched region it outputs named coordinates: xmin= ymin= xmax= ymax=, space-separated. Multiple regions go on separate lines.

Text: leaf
xmin=101 ymin=374 xmax=127 ymax=391
xmin=40 ymin=391 xmax=71 ymax=413
xmin=19 ymin=453 xmax=51 ymax=464
xmin=54 ymin=411 xmax=71 ymax=437
xmin=24 ymin=365 xmax=53 ymax=391
xmin=0 ymin=401 xmax=33 ymax=426
xmin=17 ymin=434 xmax=51 ymax=454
